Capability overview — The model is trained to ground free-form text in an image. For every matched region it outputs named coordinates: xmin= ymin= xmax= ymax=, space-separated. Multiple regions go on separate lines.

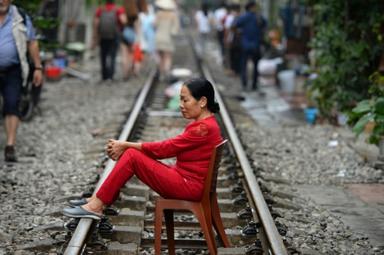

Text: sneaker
xmin=4 ymin=145 xmax=17 ymax=162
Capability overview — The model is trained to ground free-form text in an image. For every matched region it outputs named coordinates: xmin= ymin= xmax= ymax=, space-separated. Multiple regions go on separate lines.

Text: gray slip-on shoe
xmin=68 ymin=198 xmax=88 ymax=207
xmin=62 ymin=206 xmax=102 ymax=220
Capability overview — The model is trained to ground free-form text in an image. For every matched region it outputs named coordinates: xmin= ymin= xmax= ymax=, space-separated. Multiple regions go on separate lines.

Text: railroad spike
xmin=233 ymin=192 xmax=248 ymax=206
xmin=231 ymin=184 xmax=244 ymax=194
xmin=237 ymin=207 xmax=253 ymax=220
xmin=242 ymin=221 xmax=260 ymax=236
xmin=64 ymin=218 xmax=80 ymax=232
xmin=103 ymin=206 xmax=120 ymax=216
xmin=98 ymin=218 xmax=114 ymax=237
xmin=245 ymin=244 xmax=263 ymax=255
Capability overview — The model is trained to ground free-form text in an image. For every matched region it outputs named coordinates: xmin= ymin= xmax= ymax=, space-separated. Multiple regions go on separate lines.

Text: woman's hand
xmin=107 ymin=139 xmax=127 ymax=161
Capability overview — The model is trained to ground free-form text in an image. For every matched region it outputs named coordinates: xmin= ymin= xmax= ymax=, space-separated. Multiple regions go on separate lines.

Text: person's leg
xmin=163 ymin=51 xmax=172 ymax=74
xmin=84 ymin=148 xmax=201 ymax=213
xmin=240 ymin=49 xmax=249 ymax=90
xmin=234 ymin=46 xmax=242 ymax=75
xmin=157 ymin=51 xmax=165 ymax=76
xmin=109 ymin=39 xmax=119 ymax=80
xmin=217 ymin=30 xmax=225 ymax=64
xmin=120 ymin=43 xmax=129 ymax=79
xmin=251 ymin=48 xmax=261 ymax=90
xmin=5 ymin=115 xmax=19 ymax=145
xmin=121 ymin=43 xmax=135 ymax=79
xmin=104 ymin=39 xmax=113 ymax=80
xmin=99 ymin=40 xmax=108 ymax=80
xmin=127 ymin=45 xmax=135 ymax=75
xmin=3 ymin=66 xmax=22 ymax=145
xmin=1 ymin=66 xmax=22 ymax=161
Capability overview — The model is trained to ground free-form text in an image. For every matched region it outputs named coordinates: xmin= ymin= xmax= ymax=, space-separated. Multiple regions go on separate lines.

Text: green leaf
xmin=352 ymin=113 xmax=374 ymax=134
xmin=368 ymin=134 xmax=380 ymax=145
xmin=376 ymin=115 xmax=384 ymax=123
xmin=374 ymin=98 xmax=384 ymax=115
xmin=372 ymin=123 xmax=384 ymax=135
xmin=352 ymin=100 xmax=371 ymax=114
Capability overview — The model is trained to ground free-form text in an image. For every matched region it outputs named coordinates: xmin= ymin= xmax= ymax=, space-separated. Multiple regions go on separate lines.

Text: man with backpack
xmin=93 ymin=0 xmax=126 ymax=82
xmin=0 ymin=0 xmax=43 ymax=162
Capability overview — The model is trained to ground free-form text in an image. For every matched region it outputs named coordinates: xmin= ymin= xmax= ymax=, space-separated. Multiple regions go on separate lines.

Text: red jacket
xmin=142 ymin=115 xmax=223 ymax=184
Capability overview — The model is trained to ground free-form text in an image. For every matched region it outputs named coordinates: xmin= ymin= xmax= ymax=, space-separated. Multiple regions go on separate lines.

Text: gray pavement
xmin=240 ymin=85 xmax=306 ymax=128
xmin=297 ymin=184 xmax=384 ymax=249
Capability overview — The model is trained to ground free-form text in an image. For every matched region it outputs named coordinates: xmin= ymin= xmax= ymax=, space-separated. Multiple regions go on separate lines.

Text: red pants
xmin=96 ymin=148 xmax=204 ymax=205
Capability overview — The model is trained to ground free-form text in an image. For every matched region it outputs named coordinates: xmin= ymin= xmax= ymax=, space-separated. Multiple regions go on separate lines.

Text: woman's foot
xmin=63 ymin=197 xmax=104 ymax=220
xmin=82 ymin=202 xmax=104 ymax=215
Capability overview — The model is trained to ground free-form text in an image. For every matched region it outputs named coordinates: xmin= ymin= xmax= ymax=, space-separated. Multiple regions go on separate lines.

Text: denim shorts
xmin=0 ymin=65 xmax=22 ymax=117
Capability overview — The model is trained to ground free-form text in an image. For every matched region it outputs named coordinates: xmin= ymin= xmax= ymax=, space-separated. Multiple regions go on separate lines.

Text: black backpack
xmin=99 ymin=7 xmax=119 ymax=39
xmin=16 ymin=7 xmax=42 ymax=120
xmin=17 ymin=7 xmax=28 ymax=26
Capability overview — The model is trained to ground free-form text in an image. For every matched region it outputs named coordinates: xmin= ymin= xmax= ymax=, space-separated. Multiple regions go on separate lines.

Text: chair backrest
xmin=201 ymin=139 xmax=228 ymax=203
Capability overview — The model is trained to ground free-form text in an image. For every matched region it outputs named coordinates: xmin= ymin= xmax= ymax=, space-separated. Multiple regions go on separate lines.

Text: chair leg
xmin=212 ymin=194 xmax=230 ymax=247
xmin=195 ymin=208 xmax=217 ymax=255
xmin=154 ymin=205 xmax=163 ymax=255
xmin=164 ymin=209 xmax=175 ymax=255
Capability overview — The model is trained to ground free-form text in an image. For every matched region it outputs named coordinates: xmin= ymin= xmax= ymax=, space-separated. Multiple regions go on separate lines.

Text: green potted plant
xmin=349 ymin=97 xmax=384 ymax=144
xmin=348 ymin=72 xmax=384 ymax=146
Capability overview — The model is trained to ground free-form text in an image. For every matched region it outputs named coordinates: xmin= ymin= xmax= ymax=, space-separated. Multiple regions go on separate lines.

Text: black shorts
xmin=0 ymin=65 xmax=22 ymax=117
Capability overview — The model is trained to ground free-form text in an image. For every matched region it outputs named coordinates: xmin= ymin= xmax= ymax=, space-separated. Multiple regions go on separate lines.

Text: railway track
xmin=57 ymin=33 xmax=287 ymax=255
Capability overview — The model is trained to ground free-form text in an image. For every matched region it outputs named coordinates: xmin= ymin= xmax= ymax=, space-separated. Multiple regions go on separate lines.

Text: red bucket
xmin=45 ymin=66 xmax=62 ymax=80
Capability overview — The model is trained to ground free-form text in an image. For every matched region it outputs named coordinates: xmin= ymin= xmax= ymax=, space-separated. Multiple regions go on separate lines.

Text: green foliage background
xmin=13 ymin=0 xmax=41 ymax=13
xmin=308 ymin=0 xmax=384 ymax=118
xmin=13 ymin=0 xmax=59 ymax=49
xmin=14 ymin=0 xmax=58 ymax=29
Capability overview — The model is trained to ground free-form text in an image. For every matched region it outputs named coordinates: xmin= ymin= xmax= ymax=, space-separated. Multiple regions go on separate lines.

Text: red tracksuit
xmin=96 ymin=115 xmax=222 ymax=205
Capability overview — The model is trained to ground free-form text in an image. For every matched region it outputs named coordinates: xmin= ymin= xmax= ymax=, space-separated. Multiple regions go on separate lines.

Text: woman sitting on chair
xmin=63 ymin=78 xmax=222 ymax=219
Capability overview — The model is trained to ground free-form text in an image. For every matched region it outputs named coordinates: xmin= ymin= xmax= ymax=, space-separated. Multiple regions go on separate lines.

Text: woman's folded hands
xmin=107 ymin=139 xmax=127 ymax=161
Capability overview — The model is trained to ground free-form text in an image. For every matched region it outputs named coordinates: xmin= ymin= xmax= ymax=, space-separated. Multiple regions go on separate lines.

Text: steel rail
xmin=64 ymin=68 xmax=157 ymax=255
xmin=200 ymin=63 xmax=288 ymax=255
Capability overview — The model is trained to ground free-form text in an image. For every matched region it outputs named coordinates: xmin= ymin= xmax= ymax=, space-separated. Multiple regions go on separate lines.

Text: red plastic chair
xmin=154 ymin=140 xmax=230 ymax=255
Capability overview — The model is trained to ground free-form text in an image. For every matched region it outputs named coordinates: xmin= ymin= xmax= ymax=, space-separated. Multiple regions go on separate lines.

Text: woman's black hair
xmin=184 ymin=78 xmax=220 ymax=113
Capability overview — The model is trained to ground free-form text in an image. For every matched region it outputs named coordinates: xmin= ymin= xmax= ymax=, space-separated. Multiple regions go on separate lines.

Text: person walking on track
xmin=93 ymin=0 xmax=126 ymax=82
xmin=154 ymin=0 xmax=179 ymax=81
xmin=0 ymin=0 xmax=43 ymax=162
